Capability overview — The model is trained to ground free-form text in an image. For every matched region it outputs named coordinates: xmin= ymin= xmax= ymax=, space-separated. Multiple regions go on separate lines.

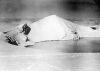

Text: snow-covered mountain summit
xmin=28 ymin=15 xmax=76 ymax=43
xmin=0 ymin=15 xmax=76 ymax=47
xmin=1 ymin=15 xmax=100 ymax=47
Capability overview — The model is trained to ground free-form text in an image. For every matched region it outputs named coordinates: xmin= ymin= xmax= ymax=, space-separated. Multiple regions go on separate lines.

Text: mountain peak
xmin=44 ymin=15 xmax=58 ymax=19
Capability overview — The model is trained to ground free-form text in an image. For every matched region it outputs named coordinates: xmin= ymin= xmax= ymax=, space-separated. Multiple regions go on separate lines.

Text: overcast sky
xmin=0 ymin=0 xmax=99 ymax=20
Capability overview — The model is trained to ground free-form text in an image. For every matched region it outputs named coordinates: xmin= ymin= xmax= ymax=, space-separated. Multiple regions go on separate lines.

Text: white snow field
xmin=16 ymin=15 xmax=100 ymax=45
xmin=77 ymin=25 xmax=100 ymax=37
xmin=0 ymin=15 xmax=77 ymax=47
xmin=16 ymin=15 xmax=100 ymax=46
xmin=1 ymin=15 xmax=100 ymax=47
xmin=28 ymin=15 xmax=76 ymax=43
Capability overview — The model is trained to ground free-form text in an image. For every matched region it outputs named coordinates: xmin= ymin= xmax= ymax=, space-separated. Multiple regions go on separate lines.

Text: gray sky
xmin=0 ymin=0 xmax=99 ymax=20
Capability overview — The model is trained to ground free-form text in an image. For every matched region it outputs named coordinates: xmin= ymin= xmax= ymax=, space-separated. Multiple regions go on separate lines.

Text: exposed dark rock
xmin=22 ymin=24 xmax=31 ymax=35
xmin=91 ymin=27 xmax=97 ymax=30
xmin=74 ymin=32 xmax=78 ymax=34
xmin=26 ymin=37 xmax=30 ymax=42
xmin=24 ymin=45 xmax=33 ymax=47
xmin=5 ymin=35 xmax=19 ymax=46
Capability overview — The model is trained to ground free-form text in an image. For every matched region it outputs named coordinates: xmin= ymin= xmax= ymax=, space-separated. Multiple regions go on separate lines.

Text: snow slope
xmin=28 ymin=15 xmax=75 ymax=43
xmin=77 ymin=25 xmax=100 ymax=37
xmin=1 ymin=15 xmax=100 ymax=47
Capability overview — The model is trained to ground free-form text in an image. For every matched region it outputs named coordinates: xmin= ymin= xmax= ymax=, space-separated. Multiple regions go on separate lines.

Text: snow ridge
xmin=1 ymin=15 xmax=100 ymax=47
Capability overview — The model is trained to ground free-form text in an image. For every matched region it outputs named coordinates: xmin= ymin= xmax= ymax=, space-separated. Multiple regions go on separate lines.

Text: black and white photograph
xmin=0 ymin=0 xmax=100 ymax=71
